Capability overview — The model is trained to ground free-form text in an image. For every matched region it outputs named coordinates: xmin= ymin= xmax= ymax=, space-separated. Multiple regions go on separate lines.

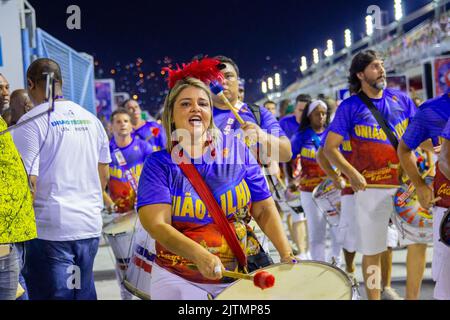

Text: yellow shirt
xmin=0 ymin=117 xmax=37 ymax=243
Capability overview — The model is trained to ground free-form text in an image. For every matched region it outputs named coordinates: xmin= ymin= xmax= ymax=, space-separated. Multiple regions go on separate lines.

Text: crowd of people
xmin=0 ymin=48 xmax=449 ymax=301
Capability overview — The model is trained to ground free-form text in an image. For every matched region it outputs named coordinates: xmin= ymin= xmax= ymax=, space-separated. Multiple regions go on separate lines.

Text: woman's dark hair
xmin=348 ymin=50 xmax=383 ymax=94
xmin=299 ymin=100 xmax=330 ymax=132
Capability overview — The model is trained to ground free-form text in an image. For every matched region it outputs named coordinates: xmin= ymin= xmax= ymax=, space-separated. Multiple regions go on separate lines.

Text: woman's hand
xmin=280 ymin=253 xmax=298 ymax=264
xmin=194 ymin=252 xmax=225 ymax=280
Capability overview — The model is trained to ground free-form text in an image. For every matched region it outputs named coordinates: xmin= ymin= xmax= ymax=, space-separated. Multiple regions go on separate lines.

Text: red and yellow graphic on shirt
xmin=434 ymin=161 xmax=450 ymax=208
xmin=298 ymin=147 xmax=326 ymax=192
xmin=109 ymin=163 xmax=144 ymax=213
xmin=347 ymin=120 xmax=409 ymax=186
xmin=154 ymin=178 xmax=261 ymax=284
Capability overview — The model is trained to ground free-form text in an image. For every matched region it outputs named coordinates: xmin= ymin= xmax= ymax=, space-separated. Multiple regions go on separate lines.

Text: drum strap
xmin=178 ymin=161 xmax=248 ymax=269
xmin=357 ymin=91 xmax=399 ymax=150
xmin=307 ymin=128 xmax=321 ymax=150
xmin=113 ymin=148 xmax=139 ymax=193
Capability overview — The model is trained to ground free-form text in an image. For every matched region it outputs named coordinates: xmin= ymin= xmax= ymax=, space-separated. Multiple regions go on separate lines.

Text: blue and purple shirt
xmin=291 ymin=128 xmax=326 ymax=192
xmin=213 ymin=103 xmax=286 ymax=139
xmin=109 ymin=137 xmax=153 ymax=213
xmin=328 ymin=89 xmax=416 ymax=186
xmin=402 ymin=91 xmax=450 ymax=207
xmin=280 ymin=114 xmax=300 ymax=139
xmin=137 ymin=138 xmax=271 ymax=283
xmin=133 ymin=121 xmax=166 ymax=152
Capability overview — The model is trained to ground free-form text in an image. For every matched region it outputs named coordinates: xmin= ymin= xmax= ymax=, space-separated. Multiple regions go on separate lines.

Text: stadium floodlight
xmin=344 ymin=29 xmax=352 ymax=48
xmin=262 ymin=81 xmax=267 ymax=94
xmin=267 ymin=77 xmax=274 ymax=90
xmin=300 ymin=56 xmax=308 ymax=72
xmin=394 ymin=0 xmax=403 ymax=21
xmin=274 ymin=73 xmax=281 ymax=87
xmin=313 ymin=49 xmax=320 ymax=64
xmin=325 ymin=39 xmax=334 ymax=57
xmin=366 ymin=15 xmax=374 ymax=36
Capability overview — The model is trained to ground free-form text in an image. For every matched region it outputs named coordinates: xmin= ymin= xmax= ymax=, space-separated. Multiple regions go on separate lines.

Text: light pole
xmin=274 ymin=73 xmax=281 ymax=97
xmin=366 ymin=15 xmax=374 ymax=37
xmin=313 ymin=48 xmax=320 ymax=65
xmin=300 ymin=56 xmax=308 ymax=73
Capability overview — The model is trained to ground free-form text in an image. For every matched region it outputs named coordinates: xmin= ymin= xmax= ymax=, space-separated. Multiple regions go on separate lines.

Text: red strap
xmin=178 ymin=162 xmax=247 ymax=268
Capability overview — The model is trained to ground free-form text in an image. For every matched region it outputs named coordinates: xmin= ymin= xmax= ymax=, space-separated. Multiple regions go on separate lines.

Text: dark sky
xmin=28 ymin=0 xmax=431 ymax=114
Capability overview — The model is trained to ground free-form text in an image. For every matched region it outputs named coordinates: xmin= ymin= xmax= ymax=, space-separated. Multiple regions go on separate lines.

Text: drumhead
xmin=392 ymin=185 xmax=433 ymax=243
xmin=215 ymin=262 xmax=353 ymax=300
xmin=103 ymin=211 xmax=138 ymax=236
xmin=440 ymin=209 xmax=450 ymax=247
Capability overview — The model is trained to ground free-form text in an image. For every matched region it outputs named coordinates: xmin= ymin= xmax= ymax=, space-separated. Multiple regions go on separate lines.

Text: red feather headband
xmin=162 ymin=58 xmax=224 ymax=89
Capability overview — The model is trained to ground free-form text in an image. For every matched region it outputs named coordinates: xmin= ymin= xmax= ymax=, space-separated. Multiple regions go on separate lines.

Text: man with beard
xmin=324 ymin=50 xmax=416 ymax=300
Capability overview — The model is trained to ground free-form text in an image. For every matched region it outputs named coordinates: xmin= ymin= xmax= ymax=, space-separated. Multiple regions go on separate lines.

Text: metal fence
xmin=35 ymin=28 xmax=96 ymax=114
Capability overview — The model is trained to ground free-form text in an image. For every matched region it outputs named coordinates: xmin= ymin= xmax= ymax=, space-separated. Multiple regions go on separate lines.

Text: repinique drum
xmin=312 ymin=179 xmax=341 ymax=227
xmin=440 ymin=208 xmax=450 ymax=247
xmin=102 ymin=211 xmax=138 ymax=272
xmin=392 ymin=184 xmax=433 ymax=243
xmin=123 ymin=218 xmax=156 ymax=300
xmin=215 ymin=262 xmax=359 ymax=300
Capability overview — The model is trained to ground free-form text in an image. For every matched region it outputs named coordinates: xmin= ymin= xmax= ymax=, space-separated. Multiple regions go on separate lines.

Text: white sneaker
xmin=381 ymin=287 xmax=403 ymax=300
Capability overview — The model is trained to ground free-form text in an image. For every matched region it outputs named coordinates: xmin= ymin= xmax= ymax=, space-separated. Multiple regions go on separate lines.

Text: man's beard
xmin=370 ymin=77 xmax=387 ymax=91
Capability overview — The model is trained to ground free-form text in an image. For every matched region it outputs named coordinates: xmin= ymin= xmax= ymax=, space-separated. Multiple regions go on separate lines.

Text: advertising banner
xmin=95 ymin=79 xmax=115 ymax=122
xmin=434 ymin=57 xmax=450 ymax=96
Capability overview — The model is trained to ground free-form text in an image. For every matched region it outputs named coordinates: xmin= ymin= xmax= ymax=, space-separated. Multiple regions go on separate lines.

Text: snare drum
xmin=440 ymin=208 xmax=450 ymax=247
xmin=215 ymin=262 xmax=359 ymax=300
xmin=392 ymin=185 xmax=433 ymax=243
xmin=102 ymin=212 xmax=138 ymax=271
xmin=312 ymin=179 xmax=341 ymax=227
xmin=123 ymin=218 xmax=156 ymax=300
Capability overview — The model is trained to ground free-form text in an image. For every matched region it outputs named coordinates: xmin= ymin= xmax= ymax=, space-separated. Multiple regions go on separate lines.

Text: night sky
xmin=29 ymin=0 xmax=431 ymax=115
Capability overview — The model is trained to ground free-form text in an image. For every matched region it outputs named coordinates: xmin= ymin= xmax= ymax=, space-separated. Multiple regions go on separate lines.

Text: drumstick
xmin=191 ymin=265 xmax=275 ymax=290
xmin=345 ymin=183 xmax=400 ymax=189
xmin=222 ymin=270 xmax=275 ymax=290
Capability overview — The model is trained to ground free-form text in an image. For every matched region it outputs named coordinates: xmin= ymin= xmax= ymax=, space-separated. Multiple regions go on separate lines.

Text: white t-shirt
xmin=13 ymin=100 xmax=111 ymax=241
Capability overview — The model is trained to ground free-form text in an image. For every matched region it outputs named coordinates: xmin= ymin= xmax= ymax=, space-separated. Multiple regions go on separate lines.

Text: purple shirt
xmin=328 ymin=88 xmax=416 ymax=186
xmin=291 ymin=129 xmax=327 ymax=191
xmin=280 ymin=114 xmax=300 ymax=139
xmin=109 ymin=137 xmax=154 ymax=213
xmin=137 ymin=138 xmax=271 ymax=283
xmin=213 ymin=104 xmax=286 ymax=138
xmin=402 ymin=92 xmax=450 ymax=150
xmin=133 ymin=121 xmax=166 ymax=151
xmin=402 ymin=91 xmax=450 ymax=208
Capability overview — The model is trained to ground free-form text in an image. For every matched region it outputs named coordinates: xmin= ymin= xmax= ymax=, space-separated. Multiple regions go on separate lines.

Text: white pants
xmin=301 ymin=192 xmax=341 ymax=264
xmin=337 ymin=195 xmax=357 ymax=252
xmin=150 ymin=264 xmax=230 ymax=300
xmin=337 ymin=193 xmax=405 ymax=253
xmin=432 ymin=207 xmax=450 ymax=300
xmin=354 ymin=188 xmax=397 ymax=256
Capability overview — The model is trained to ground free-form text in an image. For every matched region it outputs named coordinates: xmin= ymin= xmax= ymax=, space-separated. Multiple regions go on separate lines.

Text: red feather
xmin=163 ymin=58 xmax=224 ymax=89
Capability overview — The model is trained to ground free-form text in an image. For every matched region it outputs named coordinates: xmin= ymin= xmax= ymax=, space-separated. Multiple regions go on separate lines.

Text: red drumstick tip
xmin=253 ymin=271 xmax=275 ymax=290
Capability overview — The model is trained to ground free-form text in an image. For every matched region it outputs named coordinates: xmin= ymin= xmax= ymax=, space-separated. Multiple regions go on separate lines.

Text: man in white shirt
xmin=13 ymin=58 xmax=111 ymax=300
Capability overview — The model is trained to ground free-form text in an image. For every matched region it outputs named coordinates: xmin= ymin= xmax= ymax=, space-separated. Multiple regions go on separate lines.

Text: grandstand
xmin=261 ymin=0 xmax=450 ymax=104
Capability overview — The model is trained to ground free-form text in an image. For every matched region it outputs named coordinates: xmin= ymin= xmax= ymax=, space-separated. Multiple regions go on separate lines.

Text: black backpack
xmin=247 ymin=103 xmax=262 ymax=126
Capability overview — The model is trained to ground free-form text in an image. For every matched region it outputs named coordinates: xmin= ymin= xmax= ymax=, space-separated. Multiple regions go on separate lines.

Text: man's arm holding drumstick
xmin=398 ymin=139 xmax=434 ymax=209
